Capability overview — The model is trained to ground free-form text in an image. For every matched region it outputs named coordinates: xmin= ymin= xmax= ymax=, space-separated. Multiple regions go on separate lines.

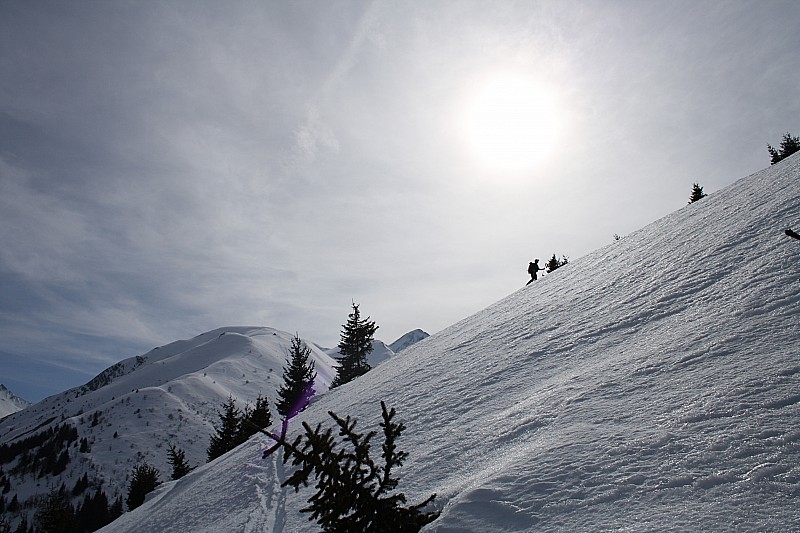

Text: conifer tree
xmin=207 ymin=396 xmax=243 ymax=462
xmin=239 ymin=395 xmax=272 ymax=439
xmin=34 ymin=487 xmax=75 ymax=533
xmin=331 ymin=302 xmax=379 ymax=388
xmin=276 ymin=335 xmax=317 ymax=419
xmin=126 ymin=463 xmax=160 ymax=511
xmin=688 ymin=182 xmax=706 ymax=203
xmin=75 ymin=488 xmax=111 ymax=532
xmin=109 ymin=496 xmax=124 ymax=521
xmin=545 ymin=254 xmax=569 ymax=273
xmin=167 ymin=444 xmax=192 ymax=480
xmin=71 ymin=472 xmax=89 ymax=496
xmin=274 ymin=401 xmax=439 ymax=532
xmin=767 ymin=132 xmax=800 ymax=164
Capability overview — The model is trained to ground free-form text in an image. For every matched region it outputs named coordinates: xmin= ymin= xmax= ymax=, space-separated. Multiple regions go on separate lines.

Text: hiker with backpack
xmin=526 ymin=259 xmax=543 ymax=285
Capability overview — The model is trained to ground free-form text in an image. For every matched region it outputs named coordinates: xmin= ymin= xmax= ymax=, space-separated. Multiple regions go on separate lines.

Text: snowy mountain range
xmin=100 ymin=154 xmax=798 ymax=531
xmin=2 ymin=154 xmax=799 ymax=532
xmin=0 ymin=327 xmax=337 ymax=528
xmin=0 ymin=327 xmax=426 ymax=530
xmin=322 ymin=331 xmax=429 ymax=369
xmin=0 ymin=384 xmax=30 ymax=419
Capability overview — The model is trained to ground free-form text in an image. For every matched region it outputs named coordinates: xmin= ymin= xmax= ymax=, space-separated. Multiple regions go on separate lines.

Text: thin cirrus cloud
xmin=1 ymin=0 xmax=799 ymax=402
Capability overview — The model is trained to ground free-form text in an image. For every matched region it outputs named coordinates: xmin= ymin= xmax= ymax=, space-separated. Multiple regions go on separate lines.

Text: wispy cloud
xmin=2 ymin=0 xmax=799 ymax=401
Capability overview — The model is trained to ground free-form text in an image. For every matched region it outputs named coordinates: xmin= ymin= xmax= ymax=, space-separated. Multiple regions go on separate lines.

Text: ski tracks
xmin=244 ymin=449 xmax=289 ymax=533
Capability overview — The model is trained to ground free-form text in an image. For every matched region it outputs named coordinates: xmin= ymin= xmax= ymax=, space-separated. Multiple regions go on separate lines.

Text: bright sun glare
xmin=459 ymin=71 xmax=562 ymax=173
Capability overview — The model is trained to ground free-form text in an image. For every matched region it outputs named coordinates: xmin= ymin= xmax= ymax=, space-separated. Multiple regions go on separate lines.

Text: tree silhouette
xmin=331 ymin=302 xmax=379 ymax=388
xmin=264 ymin=402 xmax=439 ymax=532
xmin=545 ymin=254 xmax=569 ymax=273
xmin=126 ymin=463 xmax=160 ymax=511
xmin=168 ymin=444 xmax=192 ymax=480
xmin=767 ymin=132 xmax=800 ymax=164
xmin=242 ymin=395 xmax=272 ymax=434
xmin=688 ymin=182 xmax=706 ymax=203
xmin=276 ymin=335 xmax=317 ymax=419
xmin=207 ymin=396 xmax=243 ymax=462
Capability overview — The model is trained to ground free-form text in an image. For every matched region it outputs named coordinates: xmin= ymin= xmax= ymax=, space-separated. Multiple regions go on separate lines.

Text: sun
xmin=458 ymin=70 xmax=562 ymax=173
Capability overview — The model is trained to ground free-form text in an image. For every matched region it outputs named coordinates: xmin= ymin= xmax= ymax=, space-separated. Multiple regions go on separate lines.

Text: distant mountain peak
xmin=0 ymin=384 xmax=30 ymax=418
xmin=389 ymin=329 xmax=430 ymax=353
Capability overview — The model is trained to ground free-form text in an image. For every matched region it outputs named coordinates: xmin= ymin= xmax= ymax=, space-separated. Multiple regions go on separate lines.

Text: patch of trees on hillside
xmin=0 ymin=424 xmax=78 ymax=478
xmin=767 ymin=132 xmax=800 ymax=164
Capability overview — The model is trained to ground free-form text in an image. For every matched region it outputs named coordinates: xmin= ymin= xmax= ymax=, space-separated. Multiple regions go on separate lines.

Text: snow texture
xmin=101 ymin=155 xmax=800 ymax=531
xmin=13 ymin=154 xmax=800 ymax=532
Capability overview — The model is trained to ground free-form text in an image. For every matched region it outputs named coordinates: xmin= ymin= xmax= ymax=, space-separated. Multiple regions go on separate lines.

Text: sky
xmin=1 ymin=0 xmax=799 ymax=403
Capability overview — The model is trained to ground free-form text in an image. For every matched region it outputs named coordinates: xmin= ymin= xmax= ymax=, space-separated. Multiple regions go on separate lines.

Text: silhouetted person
xmin=527 ymin=259 xmax=543 ymax=285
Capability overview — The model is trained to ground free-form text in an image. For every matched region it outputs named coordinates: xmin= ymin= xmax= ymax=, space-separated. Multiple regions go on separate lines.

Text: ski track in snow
xmin=98 ymin=155 xmax=800 ymax=531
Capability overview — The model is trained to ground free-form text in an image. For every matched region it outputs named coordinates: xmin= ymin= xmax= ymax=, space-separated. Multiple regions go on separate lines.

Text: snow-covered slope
xmin=0 ymin=327 xmax=336 ymax=526
xmin=101 ymin=154 xmax=800 ymax=532
xmin=390 ymin=328 xmax=430 ymax=353
xmin=366 ymin=339 xmax=395 ymax=367
xmin=0 ymin=384 xmax=30 ymax=418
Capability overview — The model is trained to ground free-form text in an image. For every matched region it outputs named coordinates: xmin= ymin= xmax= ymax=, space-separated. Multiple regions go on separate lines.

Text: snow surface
xmin=0 ymin=384 xmax=30 ymax=418
xmin=99 ymin=155 xmax=800 ymax=532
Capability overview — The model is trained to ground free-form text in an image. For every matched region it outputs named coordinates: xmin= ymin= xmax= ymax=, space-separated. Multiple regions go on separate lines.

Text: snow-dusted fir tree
xmin=331 ymin=302 xmax=379 ymax=388
xmin=276 ymin=335 xmax=316 ymax=419
xmin=689 ymin=182 xmax=706 ymax=203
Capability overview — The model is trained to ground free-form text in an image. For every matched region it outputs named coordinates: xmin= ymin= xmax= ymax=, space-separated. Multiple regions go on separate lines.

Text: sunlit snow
xmin=98 ymin=154 xmax=800 ymax=531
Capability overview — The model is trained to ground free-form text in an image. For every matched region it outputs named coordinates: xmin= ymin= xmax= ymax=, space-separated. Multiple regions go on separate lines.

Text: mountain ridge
xmin=0 ymin=384 xmax=30 ymax=419
xmin=99 ymin=153 xmax=800 ymax=531
xmin=0 ymin=326 xmax=339 ymax=528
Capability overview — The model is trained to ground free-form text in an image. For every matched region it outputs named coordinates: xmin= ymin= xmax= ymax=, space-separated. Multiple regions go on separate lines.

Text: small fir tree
xmin=242 ymin=395 xmax=272 ymax=434
xmin=545 ymin=254 xmax=569 ymax=273
xmin=276 ymin=335 xmax=317 ymax=419
xmin=267 ymin=401 xmax=439 ymax=532
xmin=688 ymin=182 xmax=706 ymax=203
xmin=331 ymin=302 xmax=379 ymax=388
xmin=767 ymin=132 xmax=800 ymax=164
xmin=126 ymin=463 xmax=160 ymax=511
xmin=167 ymin=444 xmax=192 ymax=480
xmin=207 ymin=396 xmax=243 ymax=462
